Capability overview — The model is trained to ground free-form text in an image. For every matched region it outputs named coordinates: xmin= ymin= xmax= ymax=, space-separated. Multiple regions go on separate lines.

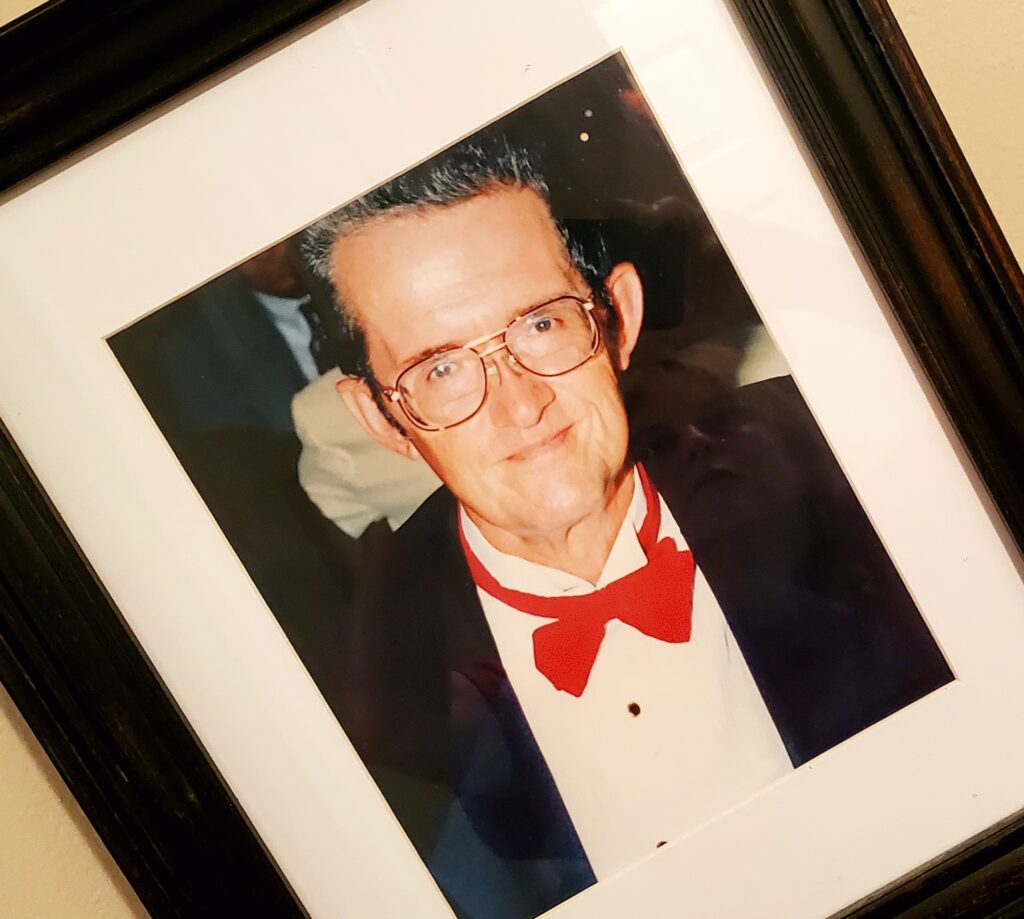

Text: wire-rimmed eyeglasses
xmin=379 ymin=295 xmax=600 ymax=431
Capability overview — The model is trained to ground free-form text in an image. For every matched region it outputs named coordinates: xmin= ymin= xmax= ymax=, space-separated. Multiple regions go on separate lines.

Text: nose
xmin=485 ymin=350 xmax=555 ymax=429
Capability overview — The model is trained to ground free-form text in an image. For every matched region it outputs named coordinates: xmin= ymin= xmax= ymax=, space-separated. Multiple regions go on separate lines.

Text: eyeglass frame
xmin=376 ymin=293 xmax=602 ymax=432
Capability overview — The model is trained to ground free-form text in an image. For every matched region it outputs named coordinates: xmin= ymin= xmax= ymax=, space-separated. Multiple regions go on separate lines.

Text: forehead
xmin=330 ymin=187 xmax=577 ymax=361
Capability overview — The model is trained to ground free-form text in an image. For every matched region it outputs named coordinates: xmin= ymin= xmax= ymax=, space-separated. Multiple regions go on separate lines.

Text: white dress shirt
xmin=251 ymin=290 xmax=319 ymax=383
xmin=460 ymin=470 xmax=791 ymax=880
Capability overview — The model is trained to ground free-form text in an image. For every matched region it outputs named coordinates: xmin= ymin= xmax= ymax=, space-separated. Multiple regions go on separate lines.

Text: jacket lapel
xmin=344 ymin=489 xmax=594 ymax=917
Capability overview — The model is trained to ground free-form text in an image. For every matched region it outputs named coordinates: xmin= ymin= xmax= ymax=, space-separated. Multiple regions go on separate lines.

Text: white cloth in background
xmin=737 ymin=323 xmax=790 ymax=386
xmin=293 ymin=368 xmax=441 ymax=538
xmin=252 ymin=290 xmax=319 ymax=383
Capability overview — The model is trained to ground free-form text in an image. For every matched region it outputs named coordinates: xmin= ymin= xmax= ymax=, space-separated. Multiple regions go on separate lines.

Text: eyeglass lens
xmin=399 ymin=297 xmax=597 ymax=429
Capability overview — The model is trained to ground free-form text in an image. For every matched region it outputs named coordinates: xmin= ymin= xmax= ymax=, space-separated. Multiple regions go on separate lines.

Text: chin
xmin=515 ymin=474 xmax=608 ymax=532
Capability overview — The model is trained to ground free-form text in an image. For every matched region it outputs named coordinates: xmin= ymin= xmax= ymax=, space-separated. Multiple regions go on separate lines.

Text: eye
xmin=427 ymin=361 xmax=456 ymax=382
xmin=527 ymin=313 xmax=559 ymax=334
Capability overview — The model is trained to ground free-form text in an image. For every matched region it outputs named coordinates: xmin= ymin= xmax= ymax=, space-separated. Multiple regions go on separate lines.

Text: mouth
xmin=505 ymin=425 xmax=573 ymax=463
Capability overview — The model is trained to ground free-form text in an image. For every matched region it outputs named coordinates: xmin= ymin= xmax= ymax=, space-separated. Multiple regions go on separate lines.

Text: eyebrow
xmin=395 ymin=289 xmax=588 ymax=374
xmin=397 ymin=341 xmax=464 ymax=374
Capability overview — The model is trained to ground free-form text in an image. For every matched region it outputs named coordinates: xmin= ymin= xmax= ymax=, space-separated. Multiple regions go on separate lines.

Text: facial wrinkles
xmin=458 ymin=399 xmax=633 ymax=579
xmin=445 ymin=356 xmax=626 ymax=522
xmin=332 ymin=188 xmax=633 ymax=559
xmin=346 ymin=239 xmax=561 ymax=383
xmin=397 ymin=261 xmax=580 ymax=380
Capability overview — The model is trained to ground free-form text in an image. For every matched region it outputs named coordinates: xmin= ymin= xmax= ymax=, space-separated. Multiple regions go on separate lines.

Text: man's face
xmin=332 ymin=187 xmax=636 ymax=540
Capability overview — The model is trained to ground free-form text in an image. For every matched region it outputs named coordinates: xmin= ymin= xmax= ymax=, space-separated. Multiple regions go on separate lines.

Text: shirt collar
xmin=250 ymin=289 xmax=310 ymax=319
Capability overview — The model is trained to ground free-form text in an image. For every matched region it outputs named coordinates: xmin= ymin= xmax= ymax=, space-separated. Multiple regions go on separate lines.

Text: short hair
xmin=301 ymin=137 xmax=612 ymax=380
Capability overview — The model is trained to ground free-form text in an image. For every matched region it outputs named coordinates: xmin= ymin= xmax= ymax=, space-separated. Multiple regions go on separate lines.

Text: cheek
xmin=412 ymin=365 xmax=629 ymax=490
xmin=575 ymin=368 xmax=629 ymax=445
xmin=411 ymin=429 xmax=492 ymax=492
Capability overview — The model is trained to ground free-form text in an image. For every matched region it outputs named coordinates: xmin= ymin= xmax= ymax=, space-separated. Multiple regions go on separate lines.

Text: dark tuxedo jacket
xmin=110 ymin=271 xmax=359 ymax=692
xmin=328 ymin=376 xmax=952 ymax=919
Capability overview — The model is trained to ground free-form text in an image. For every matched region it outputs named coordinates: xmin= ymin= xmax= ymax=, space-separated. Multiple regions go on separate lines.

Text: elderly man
xmin=302 ymin=140 xmax=949 ymax=919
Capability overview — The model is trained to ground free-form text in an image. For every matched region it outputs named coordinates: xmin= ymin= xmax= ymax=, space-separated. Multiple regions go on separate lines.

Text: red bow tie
xmin=459 ymin=465 xmax=695 ymax=697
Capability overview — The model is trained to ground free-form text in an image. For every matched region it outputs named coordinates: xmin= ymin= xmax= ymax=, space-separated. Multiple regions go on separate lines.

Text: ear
xmin=604 ymin=262 xmax=644 ymax=371
xmin=336 ymin=376 xmax=422 ymax=461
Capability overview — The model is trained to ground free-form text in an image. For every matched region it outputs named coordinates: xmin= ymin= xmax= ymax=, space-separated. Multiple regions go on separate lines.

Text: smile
xmin=505 ymin=425 xmax=573 ymax=462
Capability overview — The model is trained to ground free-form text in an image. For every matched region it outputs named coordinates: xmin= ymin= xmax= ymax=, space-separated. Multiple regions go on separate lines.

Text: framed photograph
xmin=2 ymin=1 xmax=1022 ymax=917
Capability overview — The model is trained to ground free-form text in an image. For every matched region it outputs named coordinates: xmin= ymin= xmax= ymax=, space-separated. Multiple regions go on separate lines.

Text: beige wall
xmin=890 ymin=0 xmax=1024 ymax=257
xmin=0 ymin=684 xmax=147 ymax=918
xmin=0 ymin=0 xmax=38 ymax=24
xmin=0 ymin=0 xmax=1021 ymax=916
xmin=0 ymin=0 xmax=134 ymax=910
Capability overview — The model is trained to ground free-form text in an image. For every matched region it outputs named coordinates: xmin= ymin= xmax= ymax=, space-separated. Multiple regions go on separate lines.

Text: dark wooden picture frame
xmin=1 ymin=1 xmax=1021 ymax=917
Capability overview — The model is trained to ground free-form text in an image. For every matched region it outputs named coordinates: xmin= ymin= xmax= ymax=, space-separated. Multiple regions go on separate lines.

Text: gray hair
xmin=301 ymin=136 xmax=611 ymax=380
xmin=303 ymin=139 xmax=549 ymax=284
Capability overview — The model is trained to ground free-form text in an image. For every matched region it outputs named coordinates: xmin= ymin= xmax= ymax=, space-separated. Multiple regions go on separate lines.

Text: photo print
xmin=110 ymin=54 xmax=951 ymax=919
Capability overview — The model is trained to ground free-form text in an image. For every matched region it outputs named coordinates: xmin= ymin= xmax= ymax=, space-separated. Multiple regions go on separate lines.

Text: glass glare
xmin=392 ymin=296 xmax=598 ymax=430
